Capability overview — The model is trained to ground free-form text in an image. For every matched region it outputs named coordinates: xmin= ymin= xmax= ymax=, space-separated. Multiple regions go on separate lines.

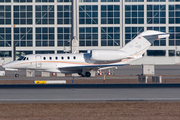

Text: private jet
xmin=2 ymin=30 xmax=169 ymax=77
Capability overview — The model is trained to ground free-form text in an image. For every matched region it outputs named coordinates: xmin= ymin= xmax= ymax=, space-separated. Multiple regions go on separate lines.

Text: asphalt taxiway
xmin=0 ymin=88 xmax=180 ymax=103
xmin=1 ymin=65 xmax=180 ymax=103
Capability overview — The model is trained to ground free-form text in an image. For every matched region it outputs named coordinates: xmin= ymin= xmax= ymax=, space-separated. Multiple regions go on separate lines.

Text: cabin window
xmin=73 ymin=56 xmax=76 ymax=59
xmin=61 ymin=56 xmax=64 ymax=60
xmin=43 ymin=57 xmax=46 ymax=60
xmin=67 ymin=56 xmax=70 ymax=59
xmin=55 ymin=57 xmax=58 ymax=60
xmin=49 ymin=57 xmax=52 ymax=60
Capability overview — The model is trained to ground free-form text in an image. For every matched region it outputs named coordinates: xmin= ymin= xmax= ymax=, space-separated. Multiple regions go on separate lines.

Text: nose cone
xmin=2 ymin=62 xmax=18 ymax=71
xmin=2 ymin=63 xmax=9 ymax=68
xmin=2 ymin=61 xmax=15 ymax=68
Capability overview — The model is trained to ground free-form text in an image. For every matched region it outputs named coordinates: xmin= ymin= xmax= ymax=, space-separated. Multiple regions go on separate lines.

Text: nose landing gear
xmin=14 ymin=71 xmax=19 ymax=77
xmin=15 ymin=74 xmax=19 ymax=77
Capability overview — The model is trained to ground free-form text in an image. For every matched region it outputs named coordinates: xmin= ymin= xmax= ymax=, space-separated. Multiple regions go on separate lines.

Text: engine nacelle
xmin=90 ymin=49 xmax=127 ymax=61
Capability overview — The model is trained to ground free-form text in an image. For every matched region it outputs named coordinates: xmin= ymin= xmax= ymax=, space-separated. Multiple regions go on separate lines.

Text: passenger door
xmin=36 ymin=55 xmax=42 ymax=68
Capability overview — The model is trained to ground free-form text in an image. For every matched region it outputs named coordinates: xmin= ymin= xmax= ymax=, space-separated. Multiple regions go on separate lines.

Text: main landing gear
xmin=85 ymin=72 xmax=91 ymax=77
xmin=79 ymin=72 xmax=91 ymax=77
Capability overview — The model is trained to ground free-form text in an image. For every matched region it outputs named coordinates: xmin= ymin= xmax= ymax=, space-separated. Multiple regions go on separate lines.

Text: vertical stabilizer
xmin=120 ymin=30 xmax=169 ymax=57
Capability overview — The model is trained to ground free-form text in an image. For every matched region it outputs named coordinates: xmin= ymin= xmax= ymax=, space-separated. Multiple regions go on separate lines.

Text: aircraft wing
xmin=58 ymin=64 xmax=128 ymax=72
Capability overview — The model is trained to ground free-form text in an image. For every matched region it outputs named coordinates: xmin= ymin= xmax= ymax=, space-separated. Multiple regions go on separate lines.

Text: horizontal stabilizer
xmin=140 ymin=30 xmax=169 ymax=44
xmin=140 ymin=30 xmax=169 ymax=37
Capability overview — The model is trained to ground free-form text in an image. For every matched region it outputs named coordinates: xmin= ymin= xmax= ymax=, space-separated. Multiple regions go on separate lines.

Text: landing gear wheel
xmin=15 ymin=74 xmax=19 ymax=77
xmin=78 ymin=73 xmax=85 ymax=77
xmin=85 ymin=72 xmax=91 ymax=77
xmin=81 ymin=74 xmax=85 ymax=77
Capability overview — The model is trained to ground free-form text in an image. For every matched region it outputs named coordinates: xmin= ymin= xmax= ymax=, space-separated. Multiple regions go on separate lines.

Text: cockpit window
xmin=17 ymin=56 xmax=28 ymax=61
xmin=23 ymin=57 xmax=26 ymax=60
xmin=17 ymin=56 xmax=24 ymax=61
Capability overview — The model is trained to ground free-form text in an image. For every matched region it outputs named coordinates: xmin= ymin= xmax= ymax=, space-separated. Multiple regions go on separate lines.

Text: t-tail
xmin=120 ymin=30 xmax=170 ymax=58
xmin=89 ymin=30 xmax=169 ymax=61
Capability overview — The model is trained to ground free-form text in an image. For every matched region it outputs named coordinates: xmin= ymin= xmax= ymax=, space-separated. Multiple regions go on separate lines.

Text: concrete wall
xmin=131 ymin=57 xmax=177 ymax=65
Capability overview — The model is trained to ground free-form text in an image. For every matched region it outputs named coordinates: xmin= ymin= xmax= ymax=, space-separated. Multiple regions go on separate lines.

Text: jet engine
xmin=89 ymin=49 xmax=127 ymax=61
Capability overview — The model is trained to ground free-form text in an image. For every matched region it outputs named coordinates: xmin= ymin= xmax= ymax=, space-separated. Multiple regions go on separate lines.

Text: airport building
xmin=0 ymin=0 xmax=180 ymax=65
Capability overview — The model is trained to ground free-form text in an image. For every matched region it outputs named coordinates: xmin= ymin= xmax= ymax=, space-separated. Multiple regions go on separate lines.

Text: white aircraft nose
xmin=2 ymin=63 xmax=8 ymax=68
xmin=2 ymin=62 xmax=18 ymax=71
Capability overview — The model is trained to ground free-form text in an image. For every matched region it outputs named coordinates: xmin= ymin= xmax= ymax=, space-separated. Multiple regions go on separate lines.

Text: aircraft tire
xmin=15 ymin=74 xmax=19 ymax=77
xmin=85 ymin=72 xmax=91 ymax=77
xmin=81 ymin=74 xmax=85 ymax=77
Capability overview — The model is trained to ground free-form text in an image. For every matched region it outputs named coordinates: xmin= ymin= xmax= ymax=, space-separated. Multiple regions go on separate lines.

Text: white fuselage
xmin=2 ymin=53 xmax=141 ymax=74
